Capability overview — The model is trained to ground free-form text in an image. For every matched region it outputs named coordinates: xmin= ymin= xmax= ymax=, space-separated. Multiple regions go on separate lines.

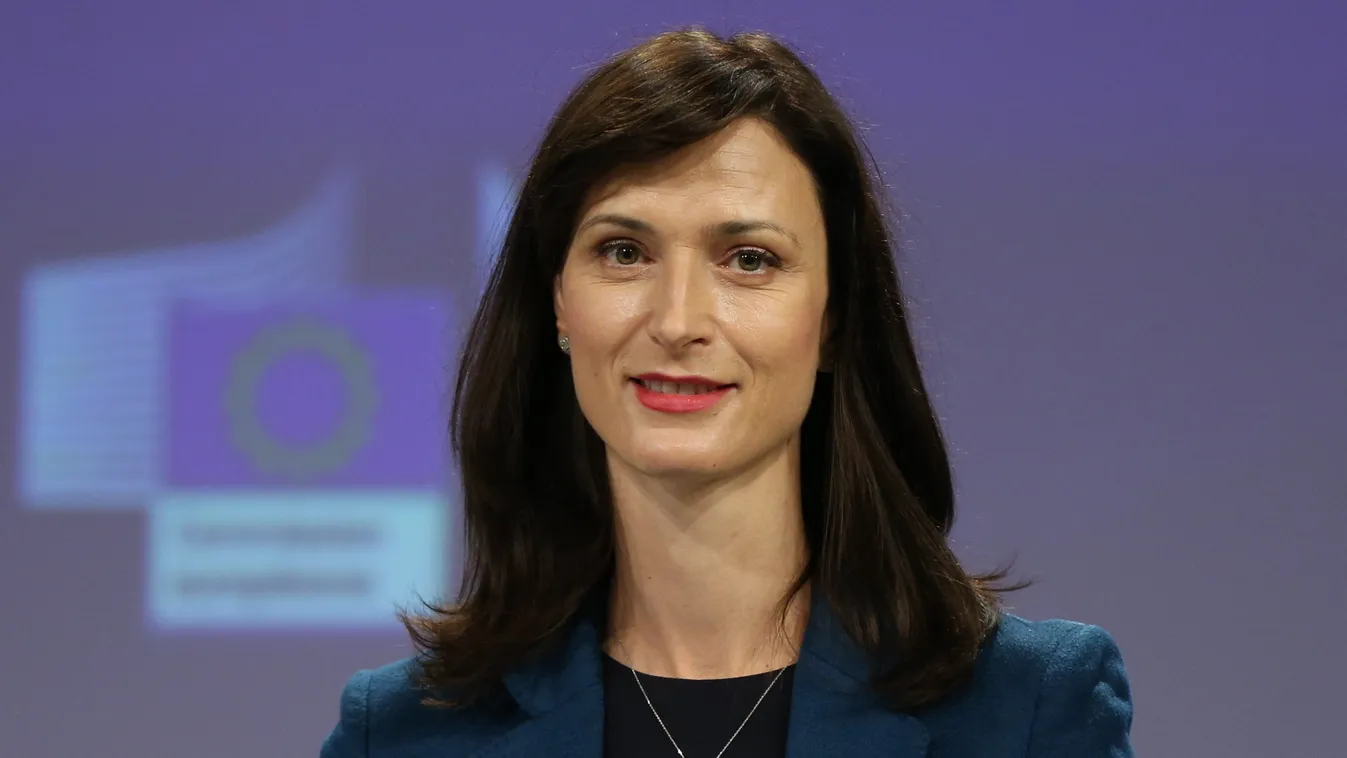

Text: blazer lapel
xmin=469 ymin=603 xmax=607 ymax=758
xmin=471 ymin=590 xmax=928 ymax=758
xmin=785 ymin=656 xmax=929 ymax=758
xmin=786 ymin=595 xmax=929 ymax=758
xmin=468 ymin=682 xmax=604 ymax=758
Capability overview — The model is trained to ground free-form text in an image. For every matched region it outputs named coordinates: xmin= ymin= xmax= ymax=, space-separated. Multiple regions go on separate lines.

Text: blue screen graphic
xmin=18 ymin=167 xmax=516 ymax=631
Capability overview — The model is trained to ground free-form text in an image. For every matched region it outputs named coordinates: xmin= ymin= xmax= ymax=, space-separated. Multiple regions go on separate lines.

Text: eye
xmin=598 ymin=240 xmax=644 ymax=266
xmin=728 ymin=248 xmax=778 ymax=274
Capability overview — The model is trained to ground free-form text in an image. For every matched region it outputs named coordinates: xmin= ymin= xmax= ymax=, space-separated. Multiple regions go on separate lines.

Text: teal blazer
xmin=321 ymin=596 xmax=1133 ymax=757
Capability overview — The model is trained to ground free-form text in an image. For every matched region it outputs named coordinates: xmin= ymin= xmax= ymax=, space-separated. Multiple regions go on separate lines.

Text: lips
xmin=631 ymin=374 xmax=735 ymax=413
xmin=633 ymin=378 xmax=731 ymax=395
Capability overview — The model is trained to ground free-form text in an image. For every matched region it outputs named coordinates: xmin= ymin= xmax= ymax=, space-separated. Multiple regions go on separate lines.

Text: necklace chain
xmin=613 ymin=638 xmax=788 ymax=758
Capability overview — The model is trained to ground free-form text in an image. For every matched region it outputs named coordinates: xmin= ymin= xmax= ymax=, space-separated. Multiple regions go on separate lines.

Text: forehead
xmin=579 ymin=118 xmax=820 ymax=222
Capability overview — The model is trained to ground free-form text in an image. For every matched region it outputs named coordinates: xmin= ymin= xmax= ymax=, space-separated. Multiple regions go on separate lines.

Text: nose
xmin=647 ymin=251 xmax=715 ymax=352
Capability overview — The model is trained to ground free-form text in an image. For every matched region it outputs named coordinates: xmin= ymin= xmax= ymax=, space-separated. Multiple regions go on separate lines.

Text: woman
xmin=322 ymin=28 xmax=1133 ymax=758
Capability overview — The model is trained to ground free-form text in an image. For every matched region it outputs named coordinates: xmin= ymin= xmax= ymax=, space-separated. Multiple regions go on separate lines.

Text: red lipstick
xmin=631 ymin=373 xmax=733 ymax=413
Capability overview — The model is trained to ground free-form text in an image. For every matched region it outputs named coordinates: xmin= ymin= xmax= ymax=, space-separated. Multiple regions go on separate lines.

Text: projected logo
xmin=16 ymin=170 xmax=474 ymax=632
xmin=226 ymin=318 xmax=380 ymax=481
xmin=20 ymin=172 xmax=358 ymax=508
xmin=151 ymin=297 xmax=449 ymax=630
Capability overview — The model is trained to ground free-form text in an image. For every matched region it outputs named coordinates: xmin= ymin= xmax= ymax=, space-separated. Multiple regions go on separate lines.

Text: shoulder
xmin=985 ymin=614 xmax=1130 ymax=691
xmin=320 ymin=657 xmax=514 ymax=758
xmin=319 ymin=658 xmax=420 ymax=758
xmin=920 ymin=615 xmax=1134 ymax=757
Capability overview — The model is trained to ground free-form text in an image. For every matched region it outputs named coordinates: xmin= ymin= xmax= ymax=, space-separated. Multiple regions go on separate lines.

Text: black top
xmin=602 ymin=654 xmax=795 ymax=758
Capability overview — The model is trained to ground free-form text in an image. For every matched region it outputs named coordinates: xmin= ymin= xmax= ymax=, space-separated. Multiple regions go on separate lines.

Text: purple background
xmin=1 ymin=1 xmax=1344 ymax=757
xmin=166 ymin=296 xmax=451 ymax=489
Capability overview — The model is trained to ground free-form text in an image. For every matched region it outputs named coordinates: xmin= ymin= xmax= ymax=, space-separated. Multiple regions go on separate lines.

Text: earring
xmin=558 ymin=334 xmax=570 ymax=354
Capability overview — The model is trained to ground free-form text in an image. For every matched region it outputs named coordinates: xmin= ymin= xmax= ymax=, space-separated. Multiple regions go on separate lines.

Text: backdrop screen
xmin=1 ymin=2 xmax=1343 ymax=757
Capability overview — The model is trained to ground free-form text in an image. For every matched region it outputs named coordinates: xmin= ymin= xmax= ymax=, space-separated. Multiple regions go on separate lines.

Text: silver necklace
xmin=613 ymin=638 xmax=788 ymax=758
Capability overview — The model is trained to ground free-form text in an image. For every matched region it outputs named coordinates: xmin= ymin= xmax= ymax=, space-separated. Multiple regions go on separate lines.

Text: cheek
xmin=567 ymin=298 xmax=628 ymax=359
xmin=563 ymin=291 xmax=634 ymax=397
xmin=737 ymin=305 xmax=826 ymax=390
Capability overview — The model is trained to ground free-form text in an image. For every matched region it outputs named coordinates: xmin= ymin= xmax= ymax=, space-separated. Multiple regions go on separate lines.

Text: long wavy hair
xmin=404 ymin=28 xmax=1012 ymax=711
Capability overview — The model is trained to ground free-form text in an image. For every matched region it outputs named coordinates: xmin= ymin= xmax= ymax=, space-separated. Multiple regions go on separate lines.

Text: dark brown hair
xmin=405 ymin=28 xmax=1011 ymax=711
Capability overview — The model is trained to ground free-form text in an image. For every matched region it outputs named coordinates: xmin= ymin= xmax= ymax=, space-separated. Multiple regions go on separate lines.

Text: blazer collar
xmin=787 ymin=595 xmax=929 ymax=757
xmin=477 ymin=591 xmax=928 ymax=758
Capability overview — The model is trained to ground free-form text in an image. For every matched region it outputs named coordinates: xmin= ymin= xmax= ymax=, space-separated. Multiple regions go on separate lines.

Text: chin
xmin=619 ymin=436 xmax=734 ymax=479
xmin=628 ymin=452 xmax=725 ymax=479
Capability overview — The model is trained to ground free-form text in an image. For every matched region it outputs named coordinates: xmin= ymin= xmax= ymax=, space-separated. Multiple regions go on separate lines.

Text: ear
xmin=553 ymin=272 xmax=567 ymax=336
xmin=817 ymin=312 xmax=834 ymax=373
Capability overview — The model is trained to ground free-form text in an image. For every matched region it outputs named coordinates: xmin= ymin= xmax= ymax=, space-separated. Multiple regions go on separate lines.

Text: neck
xmin=604 ymin=447 xmax=811 ymax=680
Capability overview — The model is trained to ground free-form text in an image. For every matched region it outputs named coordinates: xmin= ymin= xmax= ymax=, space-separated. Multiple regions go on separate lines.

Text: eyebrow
xmin=577 ymin=213 xmax=803 ymax=248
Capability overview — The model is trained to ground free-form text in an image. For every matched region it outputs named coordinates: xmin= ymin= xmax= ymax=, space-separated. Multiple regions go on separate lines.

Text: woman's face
xmin=555 ymin=118 xmax=829 ymax=482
